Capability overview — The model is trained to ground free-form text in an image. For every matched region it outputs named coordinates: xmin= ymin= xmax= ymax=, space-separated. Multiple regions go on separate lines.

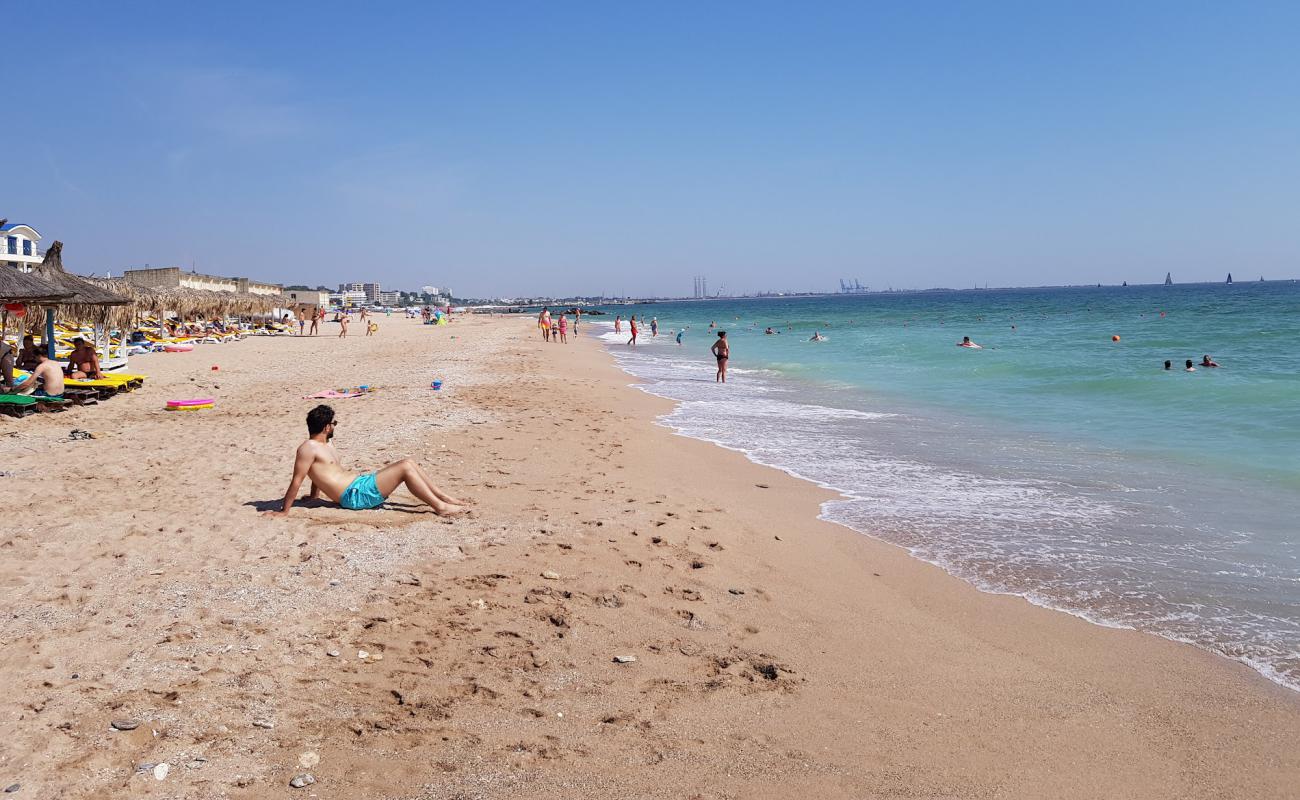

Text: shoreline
xmin=0 ymin=315 xmax=1295 ymax=798
xmin=592 ymin=319 xmax=1300 ymax=696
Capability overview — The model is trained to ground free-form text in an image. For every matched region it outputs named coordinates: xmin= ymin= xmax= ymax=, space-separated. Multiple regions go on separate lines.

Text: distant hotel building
xmin=2 ymin=222 xmax=44 ymax=270
xmin=329 ymin=290 xmax=367 ymax=307
xmin=339 ymin=282 xmax=383 ymax=304
xmin=122 ymin=266 xmax=282 ymax=295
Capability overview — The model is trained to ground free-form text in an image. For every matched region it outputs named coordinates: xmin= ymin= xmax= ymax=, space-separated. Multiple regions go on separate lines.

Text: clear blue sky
xmin=8 ymin=1 xmax=1300 ymax=297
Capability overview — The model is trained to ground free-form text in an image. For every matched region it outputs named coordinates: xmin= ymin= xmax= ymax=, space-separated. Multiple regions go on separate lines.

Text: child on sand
xmin=558 ymin=314 xmax=569 ymax=344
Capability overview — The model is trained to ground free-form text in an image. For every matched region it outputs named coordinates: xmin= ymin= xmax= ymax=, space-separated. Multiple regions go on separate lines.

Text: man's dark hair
xmin=307 ymin=404 xmax=335 ymax=435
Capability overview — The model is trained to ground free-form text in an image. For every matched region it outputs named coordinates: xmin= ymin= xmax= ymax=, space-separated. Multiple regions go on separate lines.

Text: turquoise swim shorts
xmin=340 ymin=472 xmax=385 ymax=510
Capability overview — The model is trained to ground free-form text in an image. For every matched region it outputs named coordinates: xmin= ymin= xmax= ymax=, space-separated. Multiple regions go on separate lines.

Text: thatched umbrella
xmin=91 ymin=280 xmax=281 ymax=332
xmin=1 ymin=267 xmax=72 ymax=346
xmin=0 ymin=267 xmax=73 ymax=305
xmin=24 ymin=242 xmax=129 ymax=357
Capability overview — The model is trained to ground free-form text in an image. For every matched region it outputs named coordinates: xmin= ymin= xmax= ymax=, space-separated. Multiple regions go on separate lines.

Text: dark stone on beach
xmin=4 ymin=784 xmax=19 ymax=793
xmin=755 ymin=484 xmax=770 ymax=489
xmin=135 ymin=763 xmax=155 ymax=773
xmin=289 ymin=773 xmax=316 ymax=788
xmin=728 ymin=588 xmax=745 ymax=595
xmin=110 ymin=719 xmax=140 ymax=731
xmin=756 ymin=662 xmax=779 ymax=680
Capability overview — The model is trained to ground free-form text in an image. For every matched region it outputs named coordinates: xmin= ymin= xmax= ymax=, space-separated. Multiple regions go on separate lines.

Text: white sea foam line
xmin=598 ymin=332 xmax=1300 ymax=694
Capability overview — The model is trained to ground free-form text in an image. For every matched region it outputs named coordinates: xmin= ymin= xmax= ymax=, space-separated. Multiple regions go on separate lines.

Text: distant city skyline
xmin=9 ymin=2 xmax=1300 ymax=296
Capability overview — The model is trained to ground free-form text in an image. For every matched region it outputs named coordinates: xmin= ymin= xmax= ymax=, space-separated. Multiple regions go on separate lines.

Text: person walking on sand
xmin=558 ymin=313 xmax=569 ymax=344
xmin=264 ymin=405 xmax=469 ymax=517
xmin=627 ymin=315 xmax=639 ymax=346
xmin=574 ymin=307 xmax=581 ymax=333
xmin=309 ymin=308 xmax=320 ymax=336
xmin=338 ymin=314 xmax=350 ymax=338
xmin=712 ymin=331 xmax=729 ymax=383
xmin=539 ymin=307 xmax=551 ymax=342
xmin=614 ymin=315 xmax=623 ymax=334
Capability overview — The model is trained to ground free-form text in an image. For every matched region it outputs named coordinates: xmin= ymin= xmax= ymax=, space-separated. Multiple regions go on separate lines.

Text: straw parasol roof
xmin=0 ymin=266 xmax=73 ymax=304
xmin=26 ymin=242 xmax=129 ymax=308
xmin=93 ymin=279 xmax=281 ymax=324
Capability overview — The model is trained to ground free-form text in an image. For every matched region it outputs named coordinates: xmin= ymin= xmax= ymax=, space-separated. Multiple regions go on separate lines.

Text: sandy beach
xmin=0 ymin=314 xmax=1297 ymax=799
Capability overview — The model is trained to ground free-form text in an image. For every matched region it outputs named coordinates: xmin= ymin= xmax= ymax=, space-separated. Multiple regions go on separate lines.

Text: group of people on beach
xmin=0 ymin=334 xmax=107 ymax=400
xmin=537 ymin=306 xmax=580 ymax=343
xmin=616 ymin=314 xmax=669 ymax=346
xmin=613 ymin=314 xmax=729 ymax=382
xmin=290 ymin=307 xmax=326 ymax=336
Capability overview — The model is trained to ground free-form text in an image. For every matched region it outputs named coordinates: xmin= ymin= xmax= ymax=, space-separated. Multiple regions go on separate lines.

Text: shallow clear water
xmin=590 ymin=282 xmax=1300 ymax=691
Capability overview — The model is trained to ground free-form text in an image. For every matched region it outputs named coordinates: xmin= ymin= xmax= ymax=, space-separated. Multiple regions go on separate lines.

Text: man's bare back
xmin=297 ymin=439 xmax=356 ymax=503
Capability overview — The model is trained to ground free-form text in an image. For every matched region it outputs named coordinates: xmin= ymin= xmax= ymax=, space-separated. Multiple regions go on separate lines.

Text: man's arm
xmin=264 ymin=445 xmax=315 ymax=517
xmin=10 ymin=371 xmax=36 ymax=394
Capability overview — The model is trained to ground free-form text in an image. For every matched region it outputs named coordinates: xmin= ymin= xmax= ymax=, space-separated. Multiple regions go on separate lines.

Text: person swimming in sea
xmin=958 ymin=336 xmax=982 ymax=349
xmin=1185 ymin=359 xmax=1197 ymax=372
xmin=1200 ymin=355 xmax=1219 ymax=367
xmin=1164 ymin=360 xmax=1172 ymax=370
xmin=810 ymin=332 xmax=826 ymax=342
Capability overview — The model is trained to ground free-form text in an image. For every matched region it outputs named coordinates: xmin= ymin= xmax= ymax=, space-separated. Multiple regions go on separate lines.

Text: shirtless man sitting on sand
xmin=263 ymin=404 xmax=468 ymax=517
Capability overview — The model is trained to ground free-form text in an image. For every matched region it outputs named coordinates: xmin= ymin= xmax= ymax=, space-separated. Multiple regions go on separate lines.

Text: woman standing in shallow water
xmin=711 ymin=331 xmax=729 ymax=383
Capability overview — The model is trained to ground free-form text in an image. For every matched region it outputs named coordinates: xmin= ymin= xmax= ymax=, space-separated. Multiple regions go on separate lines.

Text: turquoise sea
xmin=591 ymin=281 xmax=1300 ymax=691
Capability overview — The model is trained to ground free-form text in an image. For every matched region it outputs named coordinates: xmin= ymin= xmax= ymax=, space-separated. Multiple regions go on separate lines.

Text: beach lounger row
xmin=0 ymin=395 xmax=73 ymax=418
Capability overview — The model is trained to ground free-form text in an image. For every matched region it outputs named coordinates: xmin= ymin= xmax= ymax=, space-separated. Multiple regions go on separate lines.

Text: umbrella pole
xmin=45 ymin=307 xmax=56 ymax=359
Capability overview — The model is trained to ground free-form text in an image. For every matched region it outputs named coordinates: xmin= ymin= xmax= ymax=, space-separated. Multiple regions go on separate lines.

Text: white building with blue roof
xmin=1 ymin=222 xmax=43 ymax=270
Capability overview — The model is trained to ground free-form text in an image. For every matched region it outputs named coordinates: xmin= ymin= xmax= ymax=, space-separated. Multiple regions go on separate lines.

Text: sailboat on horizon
xmin=1164 ymin=272 xmax=1173 ymax=286
xmin=1226 ymin=273 xmax=1233 ymax=284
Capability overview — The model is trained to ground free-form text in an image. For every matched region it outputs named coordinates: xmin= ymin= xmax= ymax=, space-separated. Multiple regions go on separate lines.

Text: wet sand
xmin=0 ymin=315 xmax=1296 ymax=799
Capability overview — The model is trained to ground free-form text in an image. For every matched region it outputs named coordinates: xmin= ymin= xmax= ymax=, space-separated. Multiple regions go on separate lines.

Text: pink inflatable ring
xmin=166 ymin=398 xmax=214 ymax=410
